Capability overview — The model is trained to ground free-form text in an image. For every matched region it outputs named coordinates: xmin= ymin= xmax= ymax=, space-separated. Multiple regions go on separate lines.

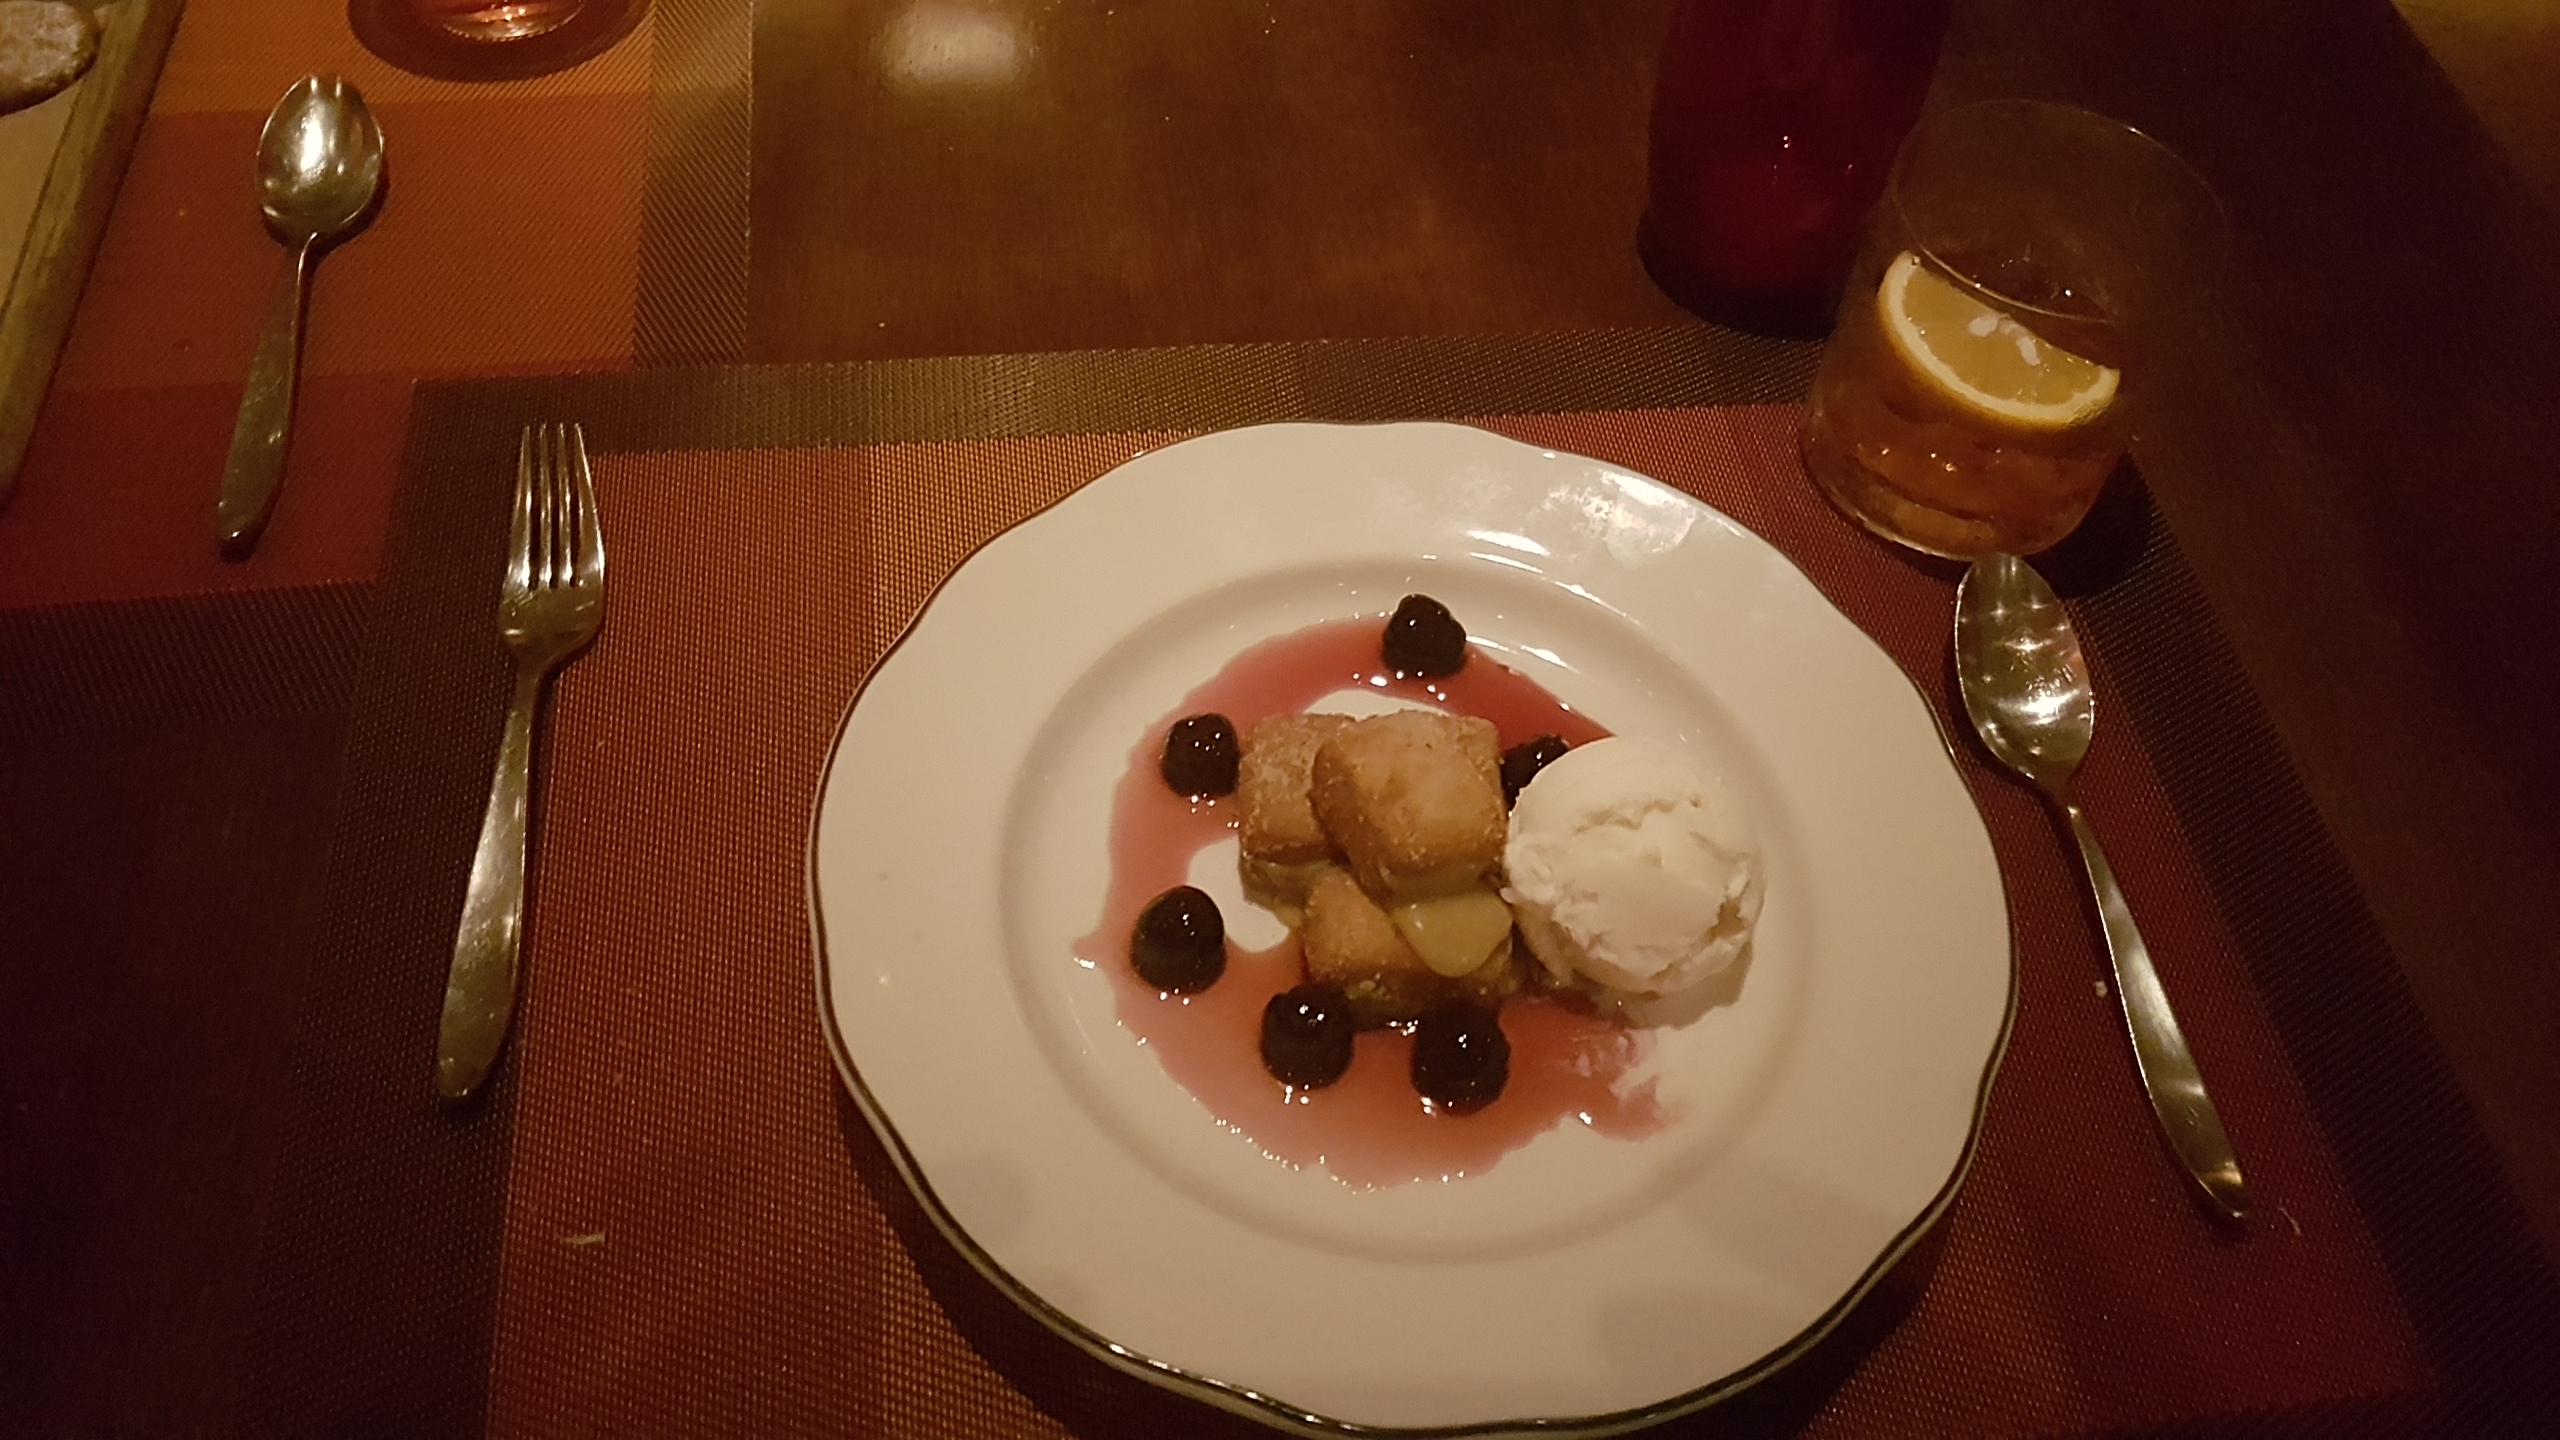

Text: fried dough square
xmin=1310 ymin=710 xmax=1505 ymax=902
xmin=1236 ymin=712 xmax=1354 ymax=866
xmin=1301 ymin=868 xmax=1448 ymax=1026
xmin=1238 ymin=856 xmax=1332 ymax=925
xmin=1302 ymin=870 xmax=1531 ymax=1024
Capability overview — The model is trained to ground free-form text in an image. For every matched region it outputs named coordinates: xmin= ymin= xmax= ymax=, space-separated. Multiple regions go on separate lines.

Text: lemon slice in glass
xmin=1878 ymin=250 xmax=2119 ymax=430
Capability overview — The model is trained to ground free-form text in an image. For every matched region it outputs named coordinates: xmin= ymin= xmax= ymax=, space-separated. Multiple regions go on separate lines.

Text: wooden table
xmin=3 ymin=0 xmax=2555 ymax=1433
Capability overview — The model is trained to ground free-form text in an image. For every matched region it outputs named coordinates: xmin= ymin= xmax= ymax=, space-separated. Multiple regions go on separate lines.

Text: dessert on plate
xmin=1097 ymin=593 xmax=1763 ymax=1156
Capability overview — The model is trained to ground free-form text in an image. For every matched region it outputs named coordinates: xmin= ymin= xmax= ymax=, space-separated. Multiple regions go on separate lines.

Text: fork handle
xmin=217 ymin=240 xmax=315 ymax=557
xmin=436 ymin=664 xmax=547 ymax=1100
xmin=2058 ymin=792 xmax=2250 ymax=1220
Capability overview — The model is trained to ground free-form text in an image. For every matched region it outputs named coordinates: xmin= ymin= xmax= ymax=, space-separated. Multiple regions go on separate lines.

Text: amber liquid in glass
xmin=1800 ymin=254 xmax=2126 ymax=558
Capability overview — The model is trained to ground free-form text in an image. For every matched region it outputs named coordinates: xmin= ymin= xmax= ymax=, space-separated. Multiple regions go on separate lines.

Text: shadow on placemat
xmin=2036 ymin=458 xmax=2157 ymax=599
xmin=827 ymin=1082 xmax=1930 ymax=1438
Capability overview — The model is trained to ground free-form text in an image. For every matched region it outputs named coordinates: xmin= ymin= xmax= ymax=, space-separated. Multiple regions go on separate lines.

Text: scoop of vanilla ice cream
xmin=1500 ymin=736 xmax=1762 ymax=998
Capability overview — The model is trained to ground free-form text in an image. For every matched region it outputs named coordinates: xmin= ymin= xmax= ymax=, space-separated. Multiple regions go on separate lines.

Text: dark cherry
xmin=1411 ymin=1002 xmax=1510 ymax=1113
xmin=1260 ymin=983 xmax=1356 ymax=1089
xmin=1132 ymin=886 xmax=1226 ymax=992
xmin=1160 ymin=712 xmax=1240 ymax=797
xmin=1382 ymin=594 xmax=1468 ymax=678
xmin=1500 ymin=734 xmax=1570 ymax=808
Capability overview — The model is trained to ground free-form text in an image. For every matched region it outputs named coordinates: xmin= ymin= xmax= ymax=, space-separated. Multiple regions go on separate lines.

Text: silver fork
xmin=436 ymin=423 xmax=606 ymax=1101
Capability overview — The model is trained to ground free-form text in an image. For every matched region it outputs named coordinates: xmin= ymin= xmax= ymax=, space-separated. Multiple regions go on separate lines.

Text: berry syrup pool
xmin=1072 ymin=617 xmax=1665 ymax=1187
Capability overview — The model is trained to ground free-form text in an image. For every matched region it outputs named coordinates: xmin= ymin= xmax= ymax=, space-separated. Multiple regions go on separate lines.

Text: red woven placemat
xmin=479 ymin=408 xmax=2427 ymax=1437
xmin=0 ymin=0 xmax=713 ymax=614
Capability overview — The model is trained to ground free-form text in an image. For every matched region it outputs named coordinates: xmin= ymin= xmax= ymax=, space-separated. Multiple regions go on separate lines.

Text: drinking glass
xmin=357 ymin=0 xmax=642 ymax=82
xmin=409 ymin=0 xmax=585 ymax=41
xmin=1797 ymin=100 xmax=2224 ymax=558
xmin=1639 ymin=0 xmax=1952 ymax=338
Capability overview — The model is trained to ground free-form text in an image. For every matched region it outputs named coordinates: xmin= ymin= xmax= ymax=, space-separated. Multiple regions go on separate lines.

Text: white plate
xmin=810 ymin=422 xmax=2012 ymax=1435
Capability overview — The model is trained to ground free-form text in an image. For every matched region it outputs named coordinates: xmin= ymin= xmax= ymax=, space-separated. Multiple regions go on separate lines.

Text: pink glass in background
xmin=1639 ymin=0 xmax=1953 ymax=338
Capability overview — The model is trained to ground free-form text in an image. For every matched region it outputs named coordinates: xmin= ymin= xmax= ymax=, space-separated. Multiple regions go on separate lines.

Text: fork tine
xmin=560 ymin=423 xmax=581 ymax=588
xmin=568 ymin=423 xmax=604 ymax=585
xmin=537 ymin=423 xmax=563 ymax=589
xmin=532 ymin=422 xmax=552 ymax=586
xmin=554 ymin=424 xmax=578 ymax=586
xmin=508 ymin=427 xmax=536 ymax=590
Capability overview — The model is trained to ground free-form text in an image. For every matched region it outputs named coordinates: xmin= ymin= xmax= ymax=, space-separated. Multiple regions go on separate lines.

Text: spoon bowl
xmin=1954 ymin=554 xmax=2095 ymax=787
xmin=1955 ymin=554 xmax=2250 ymax=1222
xmin=256 ymin=76 xmax=385 ymax=244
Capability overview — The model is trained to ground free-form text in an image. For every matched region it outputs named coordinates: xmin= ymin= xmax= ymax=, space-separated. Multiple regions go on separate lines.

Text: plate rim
xmin=806 ymin=419 xmax=2018 ymax=1436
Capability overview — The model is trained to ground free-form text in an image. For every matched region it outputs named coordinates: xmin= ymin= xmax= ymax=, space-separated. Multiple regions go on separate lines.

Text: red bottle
xmin=1639 ymin=0 xmax=1953 ymax=337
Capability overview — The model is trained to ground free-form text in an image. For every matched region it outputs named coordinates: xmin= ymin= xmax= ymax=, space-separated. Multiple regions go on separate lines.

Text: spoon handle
xmin=217 ymin=241 xmax=314 ymax=556
xmin=2058 ymin=793 xmax=2251 ymax=1220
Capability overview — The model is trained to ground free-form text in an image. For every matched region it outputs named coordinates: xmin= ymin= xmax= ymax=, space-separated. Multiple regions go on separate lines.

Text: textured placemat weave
xmin=248 ymin=329 xmax=2558 ymax=1437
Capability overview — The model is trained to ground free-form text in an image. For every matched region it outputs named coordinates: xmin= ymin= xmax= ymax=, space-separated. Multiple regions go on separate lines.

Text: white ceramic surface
xmin=810 ymin=422 xmax=2012 ymax=1435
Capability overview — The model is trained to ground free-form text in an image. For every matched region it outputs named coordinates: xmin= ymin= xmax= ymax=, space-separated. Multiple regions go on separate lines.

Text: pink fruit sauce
xmin=1071 ymin=617 xmax=1666 ymax=1187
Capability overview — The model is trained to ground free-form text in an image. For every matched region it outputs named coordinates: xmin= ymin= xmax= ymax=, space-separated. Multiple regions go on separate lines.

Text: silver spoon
xmin=1955 ymin=554 xmax=2250 ymax=1221
xmin=216 ymin=75 xmax=385 ymax=557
